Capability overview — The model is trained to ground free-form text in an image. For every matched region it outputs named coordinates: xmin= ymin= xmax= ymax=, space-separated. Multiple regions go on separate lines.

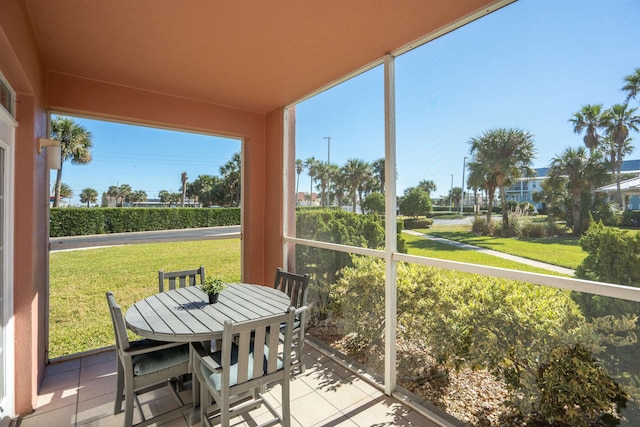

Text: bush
xmin=399 ymin=188 xmax=432 ymax=218
xmin=403 ymin=218 xmax=433 ymax=229
xmin=332 ymin=257 xmax=587 ymax=416
xmin=50 ymin=207 xmax=240 ymax=237
xmin=295 ymin=210 xmax=406 ymax=320
xmin=471 ymin=216 xmax=500 ymax=236
xmin=361 ymin=192 xmax=385 ymax=214
xmin=622 ymin=210 xmax=640 ymax=227
xmin=537 ymin=344 xmax=627 ymax=427
xmin=519 ymin=201 xmax=535 ymax=214
xmin=575 ymin=222 xmax=640 ymax=287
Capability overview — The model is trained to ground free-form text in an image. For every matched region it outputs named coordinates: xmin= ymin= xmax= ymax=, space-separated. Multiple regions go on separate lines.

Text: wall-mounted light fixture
xmin=38 ymin=138 xmax=62 ymax=170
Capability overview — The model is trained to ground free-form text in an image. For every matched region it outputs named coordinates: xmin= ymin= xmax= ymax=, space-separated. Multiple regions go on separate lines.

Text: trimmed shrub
xmin=50 ymin=207 xmax=240 ymax=237
xmin=575 ymin=222 xmax=640 ymax=287
xmin=331 ymin=257 xmax=587 ymax=416
xmin=295 ymin=210 xmax=406 ymax=321
xmin=403 ymin=218 xmax=433 ymax=229
xmin=622 ymin=210 xmax=640 ymax=227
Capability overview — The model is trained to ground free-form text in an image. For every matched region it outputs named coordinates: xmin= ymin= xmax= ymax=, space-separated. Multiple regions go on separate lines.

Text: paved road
xmin=49 ymin=225 xmax=241 ymax=251
xmin=403 ymin=229 xmax=575 ymax=276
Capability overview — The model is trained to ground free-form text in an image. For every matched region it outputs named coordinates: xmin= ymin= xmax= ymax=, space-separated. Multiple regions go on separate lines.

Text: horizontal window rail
xmin=286 ymin=236 xmax=640 ymax=303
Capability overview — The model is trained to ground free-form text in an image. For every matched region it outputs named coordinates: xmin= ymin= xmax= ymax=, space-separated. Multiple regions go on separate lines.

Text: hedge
xmin=50 ymin=207 xmax=241 ymax=237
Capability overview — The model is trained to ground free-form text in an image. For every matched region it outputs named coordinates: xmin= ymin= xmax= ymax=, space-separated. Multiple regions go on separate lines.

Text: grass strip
xmin=403 ymin=233 xmax=570 ymax=276
xmin=418 ymin=226 xmax=586 ymax=270
xmin=49 ymin=239 xmax=241 ymax=359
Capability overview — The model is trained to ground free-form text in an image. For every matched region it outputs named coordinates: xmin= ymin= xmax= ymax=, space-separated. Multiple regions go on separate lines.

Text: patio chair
xmin=274 ymin=268 xmax=310 ymax=372
xmin=158 ymin=265 xmax=205 ymax=292
xmin=157 ymin=266 xmax=205 ymax=389
xmin=106 ymin=292 xmax=190 ymax=427
xmin=191 ymin=307 xmax=296 ymax=427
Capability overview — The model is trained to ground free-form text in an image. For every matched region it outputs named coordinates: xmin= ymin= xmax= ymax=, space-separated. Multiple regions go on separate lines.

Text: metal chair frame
xmin=274 ymin=268 xmax=310 ymax=372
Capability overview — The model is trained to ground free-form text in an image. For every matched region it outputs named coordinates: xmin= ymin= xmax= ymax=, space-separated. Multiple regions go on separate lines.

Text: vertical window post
xmin=384 ymin=54 xmax=397 ymax=395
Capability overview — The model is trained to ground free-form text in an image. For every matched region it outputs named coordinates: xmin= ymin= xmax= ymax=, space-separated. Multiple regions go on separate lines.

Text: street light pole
xmin=460 ymin=156 xmax=467 ymax=215
xmin=450 ymin=173 xmax=454 ymax=212
xmin=324 ymin=136 xmax=331 ymax=207
xmin=324 ymin=136 xmax=331 ymax=165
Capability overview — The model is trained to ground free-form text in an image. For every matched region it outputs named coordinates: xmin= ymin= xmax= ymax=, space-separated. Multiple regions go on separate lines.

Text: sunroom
xmin=3 ymin=0 xmax=640 ymax=426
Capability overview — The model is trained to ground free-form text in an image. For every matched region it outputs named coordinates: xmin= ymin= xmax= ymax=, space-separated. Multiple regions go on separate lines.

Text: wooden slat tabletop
xmin=125 ymin=283 xmax=291 ymax=342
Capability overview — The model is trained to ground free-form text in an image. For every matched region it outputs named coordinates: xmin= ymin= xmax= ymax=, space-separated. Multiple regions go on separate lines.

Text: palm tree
xmin=604 ymin=103 xmax=640 ymax=207
xmin=79 ymin=187 xmax=98 ymax=207
xmin=341 ymin=158 xmax=371 ymax=213
xmin=603 ymin=133 xmax=634 ymax=209
xmin=106 ymin=186 xmax=119 ymax=207
xmin=304 ymin=157 xmax=318 ymax=204
xmin=295 ymin=159 xmax=304 ymax=202
xmin=56 ymin=182 xmax=74 ymax=206
xmin=180 ymin=172 xmax=188 ymax=207
xmin=569 ymin=104 xmax=608 ymax=154
xmin=219 ymin=152 xmax=241 ymax=206
xmin=314 ymin=162 xmax=331 ymax=207
xmin=158 ymin=189 xmax=170 ymax=206
xmin=330 ymin=165 xmax=348 ymax=209
xmin=50 ymin=116 xmax=93 ymax=207
xmin=117 ymin=184 xmax=132 ymax=207
xmin=187 ymin=174 xmax=216 ymax=207
xmin=467 ymin=160 xmax=498 ymax=222
xmin=130 ymin=190 xmax=148 ymax=206
xmin=417 ymin=179 xmax=437 ymax=195
xmin=469 ymin=128 xmax=536 ymax=230
xmin=371 ymin=158 xmax=385 ymax=194
xmin=622 ymin=67 xmax=640 ymax=103
xmin=546 ymin=147 xmax=608 ymax=235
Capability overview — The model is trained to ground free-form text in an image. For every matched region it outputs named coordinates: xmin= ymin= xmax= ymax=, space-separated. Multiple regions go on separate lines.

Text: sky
xmin=54 ymin=0 xmax=640 ymax=205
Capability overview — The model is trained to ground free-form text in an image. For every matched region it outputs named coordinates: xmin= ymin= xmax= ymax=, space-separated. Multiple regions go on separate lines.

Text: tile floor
xmin=18 ymin=344 xmax=438 ymax=427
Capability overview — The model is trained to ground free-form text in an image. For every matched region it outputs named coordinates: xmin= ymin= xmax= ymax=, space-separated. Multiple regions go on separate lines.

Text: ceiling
xmin=24 ymin=0 xmax=503 ymax=114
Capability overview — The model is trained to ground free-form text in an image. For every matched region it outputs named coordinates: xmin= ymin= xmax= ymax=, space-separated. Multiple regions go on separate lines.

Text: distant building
xmin=297 ymin=192 xmax=318 ymax=206
xmin=504 ymin=159 xmax=640 ymax=211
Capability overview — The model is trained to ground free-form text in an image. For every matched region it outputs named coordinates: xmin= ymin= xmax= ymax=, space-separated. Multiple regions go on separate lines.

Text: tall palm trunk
xmin=486 ymin=193 xmax=494 ymax=223
xmin=496 ymin=174 xmax=509 ymax=230
xmin=54 ymin=165 xmax=63 ymax=207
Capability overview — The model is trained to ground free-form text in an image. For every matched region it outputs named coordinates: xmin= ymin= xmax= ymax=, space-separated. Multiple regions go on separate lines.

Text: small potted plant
xmin=202 ymin=276 xmax=227 ymax=304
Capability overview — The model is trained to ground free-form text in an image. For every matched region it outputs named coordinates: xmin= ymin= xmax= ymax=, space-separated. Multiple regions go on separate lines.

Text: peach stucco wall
xmin=1 ymin=0 xmax=50 ymax=416
xmin=2 ymin=2 xmax=286 ymax=415
xmin=46 ymin=72 xmax=280 ymax=286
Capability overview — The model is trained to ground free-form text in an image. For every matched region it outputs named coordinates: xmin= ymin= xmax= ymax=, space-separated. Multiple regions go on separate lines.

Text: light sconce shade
xmin=39 ymin=138 xmax=62 ymax=170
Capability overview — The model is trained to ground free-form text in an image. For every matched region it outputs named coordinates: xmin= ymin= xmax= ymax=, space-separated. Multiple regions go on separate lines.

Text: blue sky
xmin=55 ymin=0 xmax=640 ymax=205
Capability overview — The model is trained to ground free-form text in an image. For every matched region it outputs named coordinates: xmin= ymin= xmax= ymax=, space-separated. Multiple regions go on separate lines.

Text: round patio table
xmin=124 ymin=283 xmax=291 ymax=425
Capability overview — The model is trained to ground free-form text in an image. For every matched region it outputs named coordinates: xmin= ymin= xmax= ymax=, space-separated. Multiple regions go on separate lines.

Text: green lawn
xmin=417 ymin=225 xmax=586 ymax=270
xmin=49 ymin=227 xmax=580 ymax=359
xmin=402 ymin=233 xmax=570 ymax=275
xmin=49 ymin=239 xmax=241 ymax=359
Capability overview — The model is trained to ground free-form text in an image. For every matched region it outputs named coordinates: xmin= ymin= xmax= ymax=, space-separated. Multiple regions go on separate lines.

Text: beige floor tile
xmin=34 ymin=384 xmax=78 ymax=412
xmin=80 ymin=350 xmax=117 ymax=369
xmin=298 ymin=368 xmax=346 ymax=395
xmin=79 ymin=359 xmax=117 ymax=383
xmin=343 ymin=395 xmax=411 ymax=426
xmin=45 ymin=358 xmax=81 ymax=376
xmin=77 ymin=373 xmax=118 ymax=402
xmin=41 ymin=368 xmax=80 ymax=394
xmin=313 ymin=378 xmax=371 ymax=412
xmin=290 ymin=390 xmax=339 ymax=427
xmin=265 ymin=376 xmax=314 ymax=403
xmin=349 ymin=376 xmax=384 ymax=398
xmin=19 ymin=402 xmax=76 ymax=427
xmin=76 ymin=392 xmax=126 ymax=426
xmin=31 ymin=343 xmax=445 ymax=427
xmin=309 ymin=412 xmax=358 ymax=427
